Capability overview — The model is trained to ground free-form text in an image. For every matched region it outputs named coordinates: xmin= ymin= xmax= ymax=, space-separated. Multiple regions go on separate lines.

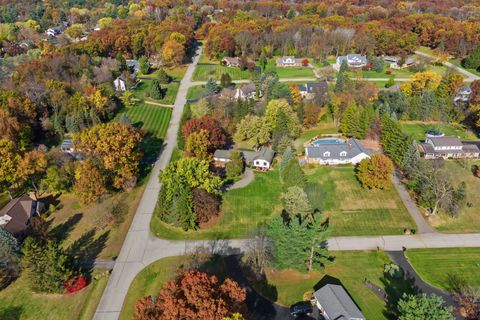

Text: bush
xmin=157 ymin=69 xmax=172 ymax=84
xmin=384 ymin=263 xmax=404 ymax=279
xmin=150 ymin=79 xmax=164 ymax=99
xmin=385 ymin=78 xmax=395 ymax=88
xmin=64 ymin=274 xmax=87 ymax=294
xmin=385 ymin=69 xmax=392 ymax=75
xmin=138 ymin=56 xmax=150 ymax=74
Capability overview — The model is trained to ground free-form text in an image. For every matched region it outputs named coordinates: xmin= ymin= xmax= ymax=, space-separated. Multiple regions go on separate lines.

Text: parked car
xmin=290 ymin=303 xmax=313 ymax=317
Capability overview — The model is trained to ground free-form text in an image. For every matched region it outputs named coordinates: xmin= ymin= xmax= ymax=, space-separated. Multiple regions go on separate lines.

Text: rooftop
xmin=314 ymin=284 xmax=365 ymax=320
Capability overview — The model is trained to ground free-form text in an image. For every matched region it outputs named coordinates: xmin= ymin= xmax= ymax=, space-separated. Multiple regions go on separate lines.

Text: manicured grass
xmin=0 ymin=270 xmax=109 ymax=320
xmin=349 ymin=62 xmax=450 ymax=80
xmin=406 ymin=248 xmax=480 ymax=290
xmin=120 ymin=256 xmax=187 ymax=320
xmin=117 ymin=104 xmax=172 ymax=158
xmin=306 ymin=167 xmax=415 ymax=236
xmin=0 ymin=192 xmax=10 ymax=209
xmin=432 ymin=160 xmax=480 ymax=233
xmin=133 ymin=79 xmax=180 ymax=105
xmin=193 ymin=63 xmax=253 ymax=81
xmin=139 ymin=66 xmax=187 ymax=81
xmin=254 ymin=251 xmax=413 ymax=319
xmin=294 ymin=122 xmax=339 ymax=154
xmin=400 ymin=121 xmax=478 ymax=142
xmin=186 ymin=84 xmax=206 ymax=100
xmin=450 ymin=58 xmax=480 ymax=77
xmin=264 ymin=59 xmax=315 ymax=78
xmin=152 ymin=165 xmax=414 ymax=239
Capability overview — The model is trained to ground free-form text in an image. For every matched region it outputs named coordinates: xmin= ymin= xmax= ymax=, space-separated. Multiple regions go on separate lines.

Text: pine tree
xmin=138 ymin=56 xmax=150 ymax=74
xmin=150 ymin=79 xmax=164 ymax=99
xmin=281 ymin=157 xmax=306 ymax=189
xmin=220 ymin=73 xmax=232 ymax=88
xmin=279 ymin=147 xmax=294 ymax=179
xmin=340 ymin=102 xmax=359 ymax=137
xmin=157 ymin=69 xmax=172 ymax=84
xmin=205 ymin=78 xmax=218 ymax=96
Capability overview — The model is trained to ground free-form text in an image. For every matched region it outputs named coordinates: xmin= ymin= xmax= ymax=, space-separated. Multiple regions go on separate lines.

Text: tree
xmin=205 ymin=78 xmax=219 ymax=97
xmin=278 ymin=147 xmax=294 ymax=178
xmin=18 ymin=150 xmax=48 ymax=199
xmin=178 ymin=103 xmax=192 ymax=150
xmin=192 ymin=188 xmax=219 ymax=224
xmin=463 ymin=46 xmax=480 ymax=70
xmin=264 ymin=99 xmax=300 ymax=138
xmin=286 ymin=7 xmax=296 ymax=19
xmin=234 ymin=115 xmax=271 ymax=149
xmin=120 ymin=91 xmax=135 ymax=108
xmin=281 ymin=186 xmax=313 ymax=222
xmin=73 ymin=160 xmax=107 ymax=204
xmin=243 ymin=225 xmax=272 ymax=275
xmin=157 ymin=69 xmax=172 ymax=84
xmin=288 ymin=84 xmax=302 ymax=108
xmin=356 ymin=154 xmax=394 ymax=189
xmin=65 ymin=24 xmax=84 ymax=39
xmin=266 ymin=213 xmax=332 ymax=273
xmin=182 ymin=116 xmax=226 ymax=150
xmin=40 ymin=166 xmax=71 ymax=195
xmin=185 ymin=129 xmax=211 ymax=160
xmin=0 ymin=138 xmax=21 ymax=198
xmin=400 ymin=71 xmax=442 ymax=95
xmin=281 ymin=157 xmax=306 ymax=189
xmin=340 ymin=102 xmax=359 ymax=137
xmin=150 ymin=79 xmax=164 ymax=100
xmin=21 ymin=238 xmax=73 ymax=293
xmin=397 ymin=294 xmax=454 ymax=320
xmin=134 ymin=270 xmax=247 ymax=320
xmin=220 ymin=73 xmax=232 ymax=88
xmin=380 ymin=114 xmax=411 ymax=165
xmin=0 ymin=228 xmax=20 ymax=289
xmin=138 ymin=56 xmax=150 ymax=74
xmin=162 ymin=40 xmax=185 ymax=66
xmin=226 ymin=150 xmax=244 ymax=178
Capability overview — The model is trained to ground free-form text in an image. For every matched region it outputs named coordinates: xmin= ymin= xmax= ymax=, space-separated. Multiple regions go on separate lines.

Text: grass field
xmin=139 ymin=66 xmax=187 ymax=81
xmin=406 ymin=248 xmax=480 ymax=290
xmin=0 ymin=270 xmax=109 ymax=320
xmin=193 ymin=63 xmax=253 ymax=81
xmin=349 ymin=62 xmax=450 ymax=80
xmin=254 ymin=251 xmax=413 ymax=319
xmin=186 ymin=84 xmax=206 ymax=100
xmin=431 ymin=160 xmax=480 ymax=233
xmin=264 ymin=59 xmax=315 ymax=78
xmin=152 ymin=165 xmax=414 ymax=239
xmin=117 ymin=104 xmax=172 ymax=158
xmin=0 ymin=192 xmax=10 ymax=209
xmin=450 ymin=58 xmax=480 ymax=77
xmin=400 ymin=121 xmax=478 ymax=142
xmin=132 ymin=79 xmax=180 ymax=105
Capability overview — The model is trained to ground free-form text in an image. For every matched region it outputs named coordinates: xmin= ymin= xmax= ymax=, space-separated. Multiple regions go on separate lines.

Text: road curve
xmin=415 ymin=50 xmax=480 ymax=82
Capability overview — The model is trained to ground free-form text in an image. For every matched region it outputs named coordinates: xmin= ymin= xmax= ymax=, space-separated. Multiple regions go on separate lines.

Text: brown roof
xmin=0 ymin=195 xmax=38 ymax=237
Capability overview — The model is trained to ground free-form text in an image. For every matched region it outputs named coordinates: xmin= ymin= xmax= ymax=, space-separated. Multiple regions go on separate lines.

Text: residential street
xmin=415 ymin=50 xmax=480 ymax=82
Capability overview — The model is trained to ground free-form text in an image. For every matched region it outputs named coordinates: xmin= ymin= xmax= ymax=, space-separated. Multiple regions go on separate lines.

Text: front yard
xmin=264 ymin=59 xmax=315 ymax=78
xmin=193 ymin=63 xmax=254 ymax=81
xmin=132 ymin=79 xmax=180 ymax=105
xmin=400 ymin=121 xmax=478 ymax=142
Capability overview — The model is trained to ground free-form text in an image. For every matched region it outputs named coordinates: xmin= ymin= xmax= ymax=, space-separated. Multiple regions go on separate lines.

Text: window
xmin=340 ymin=151 xmax=347 ymax=157
xmin=323 ymin=151 xmax=330 ymax=157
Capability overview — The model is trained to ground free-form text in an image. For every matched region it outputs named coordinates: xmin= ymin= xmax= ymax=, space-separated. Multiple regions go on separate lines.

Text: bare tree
xmin=243 ymin=225 xmax=272 ymax=275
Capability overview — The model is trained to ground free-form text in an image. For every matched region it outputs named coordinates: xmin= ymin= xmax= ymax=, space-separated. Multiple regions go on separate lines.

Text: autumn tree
xmin=192 ymin=188 xmax=219 ymax=224
xmin=134 ymin=270 xmax=246 ymax=320
xmin=182 ymin=116 xmax=227 ymax=150
xmin=234 ymin=115 xmax=271 ymax=150
xmin=120 ymin=91 xmax=135 ymax=108
xmin=0 ymin=138 xmax=21 ymax=198
xmin=185 ymin=129 xmax=212 ymax=160
xmin=356 ymin=154 xmax=394 ymax=189
xmin=264 ymin=99 xmax=300 ymax=138
xmin=73 ymin=160 xmax=107 ymax=204
xmin=162 ymin=40 xmax=185 ymax=66
xmin=225 ymin=150 xmax=244 ymax=178
xmin=400 ymin=71 xmax=442 ymax=95
xmin=18 ymin=150 xmax=48 ymax=199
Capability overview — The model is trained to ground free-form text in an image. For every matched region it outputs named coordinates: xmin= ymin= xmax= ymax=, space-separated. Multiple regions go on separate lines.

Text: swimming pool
xmin=311 ymin=138 xmax=345 ymax=146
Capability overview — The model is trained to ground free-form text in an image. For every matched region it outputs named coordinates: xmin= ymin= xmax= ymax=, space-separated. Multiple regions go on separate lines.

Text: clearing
xmin=400 ymin=121 xmax=478 ymax=142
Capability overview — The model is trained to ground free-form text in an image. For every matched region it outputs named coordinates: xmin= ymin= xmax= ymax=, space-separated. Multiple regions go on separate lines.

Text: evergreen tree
xmin=463 ymin=46 xmax=480 ymax=70
xmin=281 ymin=186 xmax=313 ymax=222
xmin=380 ymin=114 xmax=411 ymax=165
xmin=400 ymin=141 xmax=421 ymax=178
xmin=358 ymin=105 xmax=375 ymax=139
xmin=205 ymin=78 xmax=219 ymax=96
xmin=398 ymin=294 xmax=454 ymax=320
xmin=281 ymin=157 xmax=306 ymax=189
xmin=279 ymin=147 xmax=294 ymax=178
xmin=150 ymin=79 xmax=164 ymax=99
xmin=118 ymin=113 xmax=132 ymax=126
xmin=259 ymin=52 xmax=267 ymax=72
xmin=226 ymin=151 xmax=244 ymax=178
xmin=157 ymin=69 xmax=172 ymax=84
xmin=0 ymin=228 xmax=20 ymax=289
xmin=116 ymin=53 xmax=127 ymax=71
xmin=339 ymin=102 xmax=359 ymax=137
xmin=286 ymin=7 xmax=296 ymax=19
xmin=220 ymin=73 xmax=232 ymax=88
xmin=138 ymin=56 xmax=150 ymax=74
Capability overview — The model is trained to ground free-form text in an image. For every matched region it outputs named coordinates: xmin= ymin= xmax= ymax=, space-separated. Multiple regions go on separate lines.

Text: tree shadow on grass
xmin=380 ymin=271 xmax=417 ymax=319
xmin=49 ymin=213 xmax=83 ymax=243
xmin=66 ymin=229 xmax=110 ymax=277
xmin=0 ymin=305 xmax=23 ymax=320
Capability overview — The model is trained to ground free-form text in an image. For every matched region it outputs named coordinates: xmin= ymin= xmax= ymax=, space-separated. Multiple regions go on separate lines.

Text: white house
xmin=304 ymin=138 xmax=370 ymax=165
xmin=314 ymin=284 xmax=365 ymax=320
xmin=113 ymin=76 xmax=127 ymax=91
xmin=234 ymin=83 xmax=256 ymax=100
xmin=419 ymin=136 xmax=480 ymax=159
xmin=276 ymin=56 xmax=303 ymax=67
xmin=454 ymin=86 xmax=472 ymax=103
xmin=213 ymin=148 xmax=275 ymax=170
xmin=46 ymin=27 xmax=61 ymax=37
xmin=60 ymin=139 xmax=75 ymax=153
xmin=334 ymin=54 xmax=367 ymax=70
xmin=384 ymin=56 xmax=417 ymax=69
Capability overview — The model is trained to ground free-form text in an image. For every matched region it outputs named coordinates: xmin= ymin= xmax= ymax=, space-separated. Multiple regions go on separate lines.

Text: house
xmin=0 ymin=195 xmax=44 ymax=238
xmin=61 ymin=138 xmax=75 ymax=153
xmin=454 ymin=86 xmax=472 ymax=103
xmin=126 ymin=59 xmax=140 ymax=74
xmin=334 ymin=54 xmax=367 ymax=70
xmin=234 ymin=83 xmax=256 ymax=100
xmin=276 ymin=56 xmax=303 ymax=67
xmin=314 ymin=284 xmax=365 ymax=320
xmin=113 ymin=75 xmax=127 ymax=91
xmin=304 ymin=138 xmax=370 ymax=165
xmin=297 ymin=81 xmax=328 ymax=100
xmin=222 ymin=57 xmax=240 ymax=68
xmin=213 ymin=147 xmax=275 ymax=170
xmin=46 ymin=27 xmax=61 ymax=37
xmin=419 ymin=136 xmax=480 ymax=159
xmin=384 ymin=56 xmax=417 ymax=69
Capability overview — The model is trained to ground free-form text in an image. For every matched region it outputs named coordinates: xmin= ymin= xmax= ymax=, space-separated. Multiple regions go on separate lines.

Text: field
xmin=151 ymin=165 xmax=414 ymax=239
xmin=117 ymin=104 xmax=172 ymax=158
xmin=253 ymin=251 xmax=414 ymax=319
xmin=186 ymin=84 xmax=206 ymax=100
xmin=193 ymin=63 xmax=253 ymax=81
xmin=431 ymin=160 xmax=480 ymax=233
xmin=132 ymin=79 xmax=180 ymax=105
xmin=139 ymin=66 xmax=187 ymax=81
xmin=264 ymin=59 xmax=315 ymax=78
xmin=0 ymin=270 xmax=109 ymax=320
xmin=406 ymin=248 xmax=480 ymax=290
xmin=450 ymin=58 xmax=480 ymax=77
xmin=348 ymin=62 xmax=450 ymax=80
xmin=400 ymin=121 xmax=478 ymax=142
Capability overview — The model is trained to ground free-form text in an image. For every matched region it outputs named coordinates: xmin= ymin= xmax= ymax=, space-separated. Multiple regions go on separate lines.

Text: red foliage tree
xmin=134 ymin=270 xmax=246 ymax=320
xmin=64 ymin=275 xmax=87 ymax=294
xmin=182 ymin=116 xmax=227 ymax=150
xmin=193 ymin=188 xmax=219 ymax=224
xmin=301 ymin=58 xmax=309 ymax=66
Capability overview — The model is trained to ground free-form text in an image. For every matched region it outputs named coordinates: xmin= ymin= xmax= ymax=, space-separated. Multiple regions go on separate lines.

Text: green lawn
xmin=133 ymin=79 xmax=180 ymax=105
xmin=406 ymin=248 xmax=480 ymax=290
xmin=152 ymin=165 xmax=414 ymax=239
xmin=264 ymin=59 xmax=315 ymax=78
xmin=254 ymin=251 xmax=413 ymax=319
xmin=186 ymin=84 xmax=206 ymax=100
xmin=400 ymin=121 xmax=478 ymax=142
xmin=117 ymin=104 xmax=172 ymax=158
xmin=0 ymin=270 xmax=109 ymax=320
xmin=431 ymin=160 xmax=480 ymax=233
xmin=294 ymin=122 xmax=339 ymax=154
xmin=0 ymin=192 xmax=10 ymax=209
xmin=193 ymin=63 xmax=253 ymax=81
xmin=139 ymin=66 xmax=187 ymax=81
xmin=450 ymin=58 xmax=480 ymax=77
xmin=349 ymin=62 xmax=450 ymax=80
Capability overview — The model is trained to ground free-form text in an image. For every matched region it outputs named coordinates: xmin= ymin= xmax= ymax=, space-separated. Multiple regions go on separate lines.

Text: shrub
xmin=150 ymin=79 xmax=164 ymax=99
xmin=64 ymin=275 xmax=87 ymax=294
xmin=138 ymin=56 xmax=150 ymax=74
xmin=385 ymin=69 xmax=392 ymax=75
xmin=157 ymin=69 xmax=172 ymax=84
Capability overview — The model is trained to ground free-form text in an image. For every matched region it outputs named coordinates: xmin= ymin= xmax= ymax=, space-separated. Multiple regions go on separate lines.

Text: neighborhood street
xmin=415 ymin=50 xmax=480 ymax=82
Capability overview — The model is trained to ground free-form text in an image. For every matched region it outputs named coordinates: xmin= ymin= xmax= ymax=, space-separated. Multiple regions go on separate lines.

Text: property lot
xmin=400 ymin=121 xmax=478 ymax=142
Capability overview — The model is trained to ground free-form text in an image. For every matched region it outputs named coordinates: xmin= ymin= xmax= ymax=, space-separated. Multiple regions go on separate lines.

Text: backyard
xmin=264 ymin=59 xmax=315 ymax=78
xmin=132 ymin=79 xmax=180 ymax=105
xmin=406 ymin=247 xmax=480 ymax=290
xmin=193 ymin=62 xmax=254 ymax=81
xmin=400 ymin=121 xmax=478 ymax=142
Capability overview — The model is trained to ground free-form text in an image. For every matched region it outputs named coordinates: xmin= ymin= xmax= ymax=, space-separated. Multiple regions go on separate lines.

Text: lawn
xmin=116 ymin=104 xmax=172 ymax=158
xmin=186 ymin=84 xmax=206 ymax=100
xmin=0 ymin=270 xmax=109 ymax=320
xmin=406 ymin=248 xmax=480 ymax=290
xmin=0 ymin=192 xmax=10 ymax=209
xmin=348 ymin=62 xmax=450 ymax=80
xmin=193 ymin=63 xmax=254 ymax=81
xmin=294 ymin=121 xmax=339 ymax=154
xmin=400 ymin=121 xmax=478 ymax=142
xmin=430 ymin=160 xmax=480 ymax=233
xmin=139 ymin=66 xmax=187 ymax=81
xmin=450 ymin=58 xmax=480 ymax=77
xmin=264 ymin=59 xmax=315 ymax=78
xmin=254 ymin=250 xmax=413 ymax=319
xmin=132 ymin=79 xmax=180 ymax=105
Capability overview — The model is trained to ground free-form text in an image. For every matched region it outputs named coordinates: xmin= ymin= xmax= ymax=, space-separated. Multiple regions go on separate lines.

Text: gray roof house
xmin=454 ymin=86 xmax=472 ymax=103
xmin=126 ymin=59 xmax=140 ymax=73
xmin=234 ymin=83 xmax=256 ymax=100
xmin=419 ymin=136 xmax=480 ymax=159
xmin=297 ymin=81 xmax=328 ymax=100
xmin=305 ymin=138 xmax=370 ymax=165
xmin=335 ymin=54 xmax=367 ymax=69
xmin=61 ymin=138 xmax=74 ymax=153
xmin=222 ymin=56 xmax=240 ymax=67
xmin=314 ymin=284 xmax=365 ymax=320
xmin=276 ymin=56 xmax=303 ymax=67
xmin=0 ymin=195 xmax=44 ymax=238
xmin=214 ymin=148 xmax=275 ymax=170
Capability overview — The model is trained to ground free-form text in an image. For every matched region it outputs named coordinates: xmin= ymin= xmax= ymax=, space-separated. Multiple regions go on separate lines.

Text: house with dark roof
xmin=213 ymin=148 xmax=275 ymax=170
xmin=222 ymin=57 xmax=240 ymax=68
xmin=314 ymin=284 xmax=365 ymax=320
xmin=0 ymin=195 xmax=44 ymax=238
xmin=234 ymin=83 xmax=256 ymax=100
xmin=61 ymin=138 xmax=74 ymax=153
xmin=276 ymin=56 xmax=303 ymax=67
xmin=419 ymin=136 xmax=480 ymax=159
xmin=126 ymin=59 xmax=140 ymax=73
xmin=384 ymin=56 xmax=417 ymax=69
xmin=305 ymin=138 xmax=370 ymax=165
xmin=297 ymin=81 xmax=328 ymax=100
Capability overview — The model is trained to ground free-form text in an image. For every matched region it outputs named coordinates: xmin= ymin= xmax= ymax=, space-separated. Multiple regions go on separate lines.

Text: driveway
xmin=228 ymin=168 xmax=254 ymax=190
xmin=415 ymin=50 xmax=480 ymax=82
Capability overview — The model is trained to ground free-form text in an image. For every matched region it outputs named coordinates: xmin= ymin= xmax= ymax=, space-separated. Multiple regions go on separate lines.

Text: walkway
xmin=415 ymin=50 xmax=480 ymax=82
xmin=391 ymin=171 xmax=435 ymax=234
xmin=228 ymin=168 xmax=254 ymax=190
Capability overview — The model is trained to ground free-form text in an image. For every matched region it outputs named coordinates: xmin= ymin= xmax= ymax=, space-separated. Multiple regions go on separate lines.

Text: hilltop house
xmin=276 ymin=56 xmax=303 ymax=67
xmin=334 ymin=54 xmax=367 ymax=70
xmin=298 ymin=81 xmax=328 ymax=100
xmin=214 ymin=147 xmax=275 ymax=170
xmin=46 ymin=27 xmax=61 ymax=37
xmin=314 ymin=284 xmax=365 ymax=320
xmin=222 ymin=57 xmax=240 ymax=68
xmin=234 ymin=83 xmax=256 ymax=100
xmin=0 ymin=195 xmax=44 ymax=238
xmin=419 ymin=136 xmax=480 ymax=159
xmin=304 ymin=138 xmax=370 ymax=165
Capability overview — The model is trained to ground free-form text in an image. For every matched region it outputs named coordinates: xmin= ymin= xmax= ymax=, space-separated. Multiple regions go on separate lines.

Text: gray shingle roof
xmin=314 ymin=284 xmax=365 ymax=320
xmin=298 ymin=81 xmax=328 ymax=94
xmin=428 ymin=136 xmax=463 ymax=147
xmin=306 ymin=138 xmax=369 ymax=160
xmin=214 ymin=147 xmax=275 ymax=163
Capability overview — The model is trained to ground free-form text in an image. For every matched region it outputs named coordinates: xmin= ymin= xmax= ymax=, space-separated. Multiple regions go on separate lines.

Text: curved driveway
xmin=94 ymin=47 xmax=480 ymax=320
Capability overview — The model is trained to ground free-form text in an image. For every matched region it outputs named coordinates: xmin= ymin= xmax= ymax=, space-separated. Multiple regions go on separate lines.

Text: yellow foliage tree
xmin=400 ymin=71 xmax=442 ymax=95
